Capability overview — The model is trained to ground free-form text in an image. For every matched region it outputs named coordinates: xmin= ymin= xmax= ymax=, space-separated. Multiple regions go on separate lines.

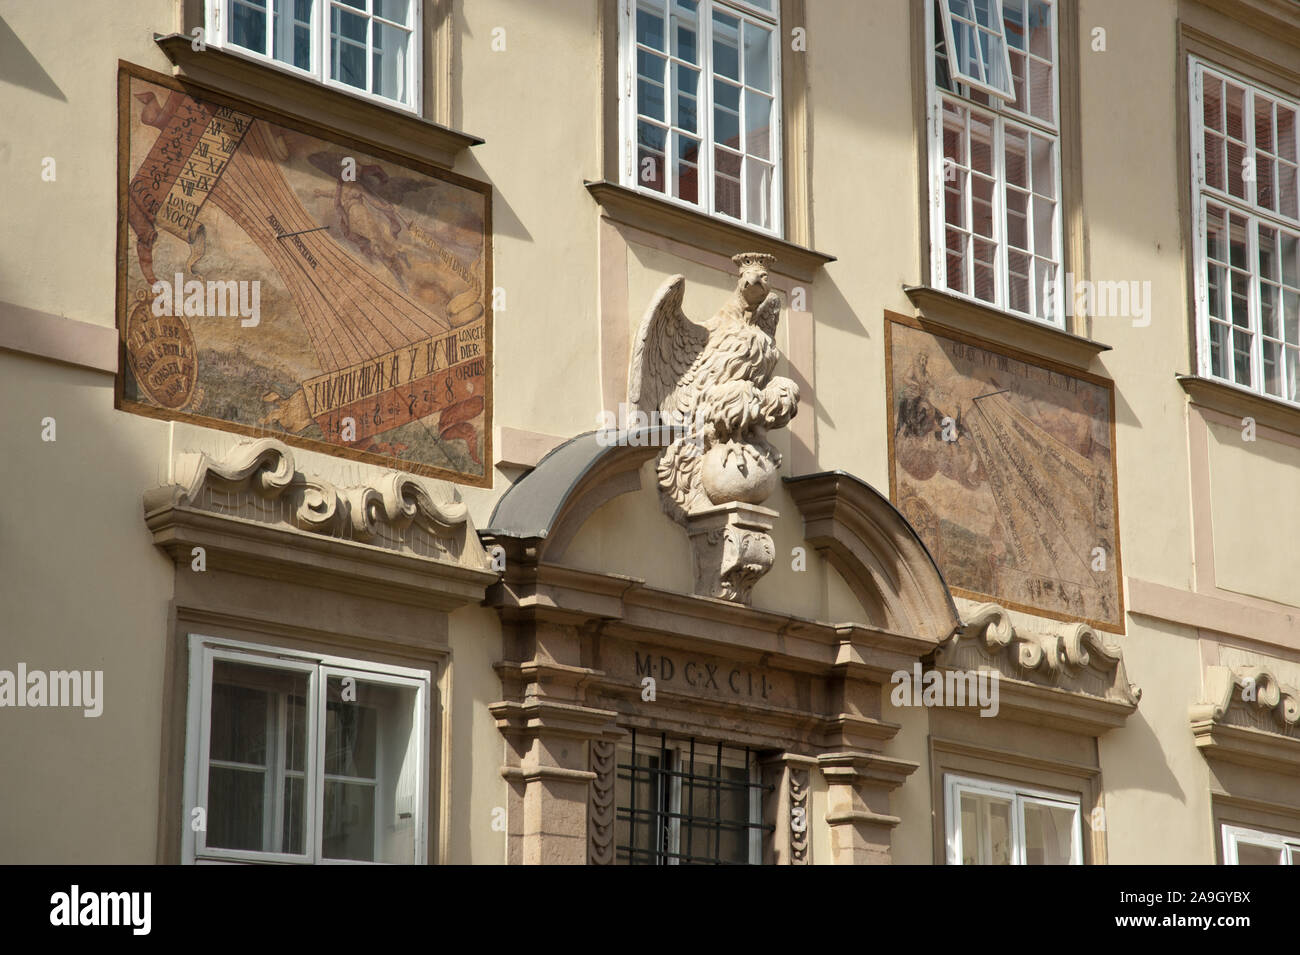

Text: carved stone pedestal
xmin=685 ymin=502 xmax=777 ymax=603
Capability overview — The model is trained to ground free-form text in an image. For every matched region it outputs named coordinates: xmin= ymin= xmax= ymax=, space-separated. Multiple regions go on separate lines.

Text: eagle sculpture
xmin=628 ymin=252 xmax=800 ymax=524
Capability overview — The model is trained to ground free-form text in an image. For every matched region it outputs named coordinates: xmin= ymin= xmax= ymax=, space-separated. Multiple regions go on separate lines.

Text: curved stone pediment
xmin=485 ymin=429 xmax=665 ymax=562
xmin=784 ymin=471 xmax=961 ymax=644
xmin=486 ymin=434 xmax=961 ymax=643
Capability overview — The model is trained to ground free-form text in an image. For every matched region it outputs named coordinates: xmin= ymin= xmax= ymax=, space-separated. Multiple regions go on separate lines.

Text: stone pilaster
xmin=817 ymin=751 xmax=917 ymax=864
xmin=490 ymin=617 xmax=617 ymax=865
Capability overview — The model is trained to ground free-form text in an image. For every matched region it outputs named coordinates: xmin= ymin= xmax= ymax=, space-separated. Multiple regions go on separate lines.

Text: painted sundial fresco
xmin=887 ymin=316 xmax=1123 ymax=631
xmin=115 ymin=65 xmax=491 ymax=485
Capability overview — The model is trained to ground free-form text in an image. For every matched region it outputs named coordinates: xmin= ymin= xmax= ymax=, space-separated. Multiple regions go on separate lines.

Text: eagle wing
xmin=628 ymin=275 xmax=710 ymax=419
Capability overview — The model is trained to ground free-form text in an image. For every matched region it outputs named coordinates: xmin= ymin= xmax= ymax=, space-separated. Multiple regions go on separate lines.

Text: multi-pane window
xmin=621 ymin=0 xmax=782 ymax=234
xmin=945 ymin=774 xmax=1082 ymax=865
xmin=209 ymin=0 xmax=420 ymax=110
xmin=185 ymin=636 xmax=429 ymax=864
xmin=1190 ymin=59 xmax=1300 ymax=403
xmin=928 ymin=0 xmax=1062 ymax=325
xmin=1222 ymin=824 xmax=1300 ymax=865
xmin=615 ymin=730 xmax=769 ymax=864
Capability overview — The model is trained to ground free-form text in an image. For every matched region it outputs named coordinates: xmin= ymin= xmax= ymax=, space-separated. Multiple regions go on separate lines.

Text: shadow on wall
xmin=0 ymin=16 xmax=66 ymax=101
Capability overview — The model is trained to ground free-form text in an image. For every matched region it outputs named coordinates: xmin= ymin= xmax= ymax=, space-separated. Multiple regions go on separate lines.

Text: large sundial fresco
xmin=116 ymin=67 xmax=491 ymax=485
xmin=887 ymin=318 xmax=1123 ymax=631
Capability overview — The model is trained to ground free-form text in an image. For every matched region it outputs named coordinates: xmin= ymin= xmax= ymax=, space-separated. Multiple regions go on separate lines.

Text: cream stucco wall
xmin=0 ymin=352 xmax=175 ymax=863
xmin=2 ymin=0 xmax=1298 ymax=865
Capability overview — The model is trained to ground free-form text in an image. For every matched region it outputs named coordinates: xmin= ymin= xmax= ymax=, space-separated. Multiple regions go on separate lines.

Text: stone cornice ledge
xmin=1188 ymin=1 xmax=1300 ymax=49
xmin=151 ymin=38 xmax=483 ymax=168
xmin=902 ymin=285 xmax=1111 ymax=371
xmin=1190 ymin=665 xmax=1300 ymax=774
xmin=818 ymin=751 xmax=918 ymax=798
xmin=143 ymin=438 xmax=496 ymax=610
xmin=934 ymin=602 xmax=1141 ymax=734
xmin=488 ymin=559 xmax=936 ymax=677
xmin=1178 ymin=374 xmax=1300 ymax=439
xmin=488 ymin=699 xmax=620 ymax=742
xmin=585 ymin=180 xmax=835 ymax=282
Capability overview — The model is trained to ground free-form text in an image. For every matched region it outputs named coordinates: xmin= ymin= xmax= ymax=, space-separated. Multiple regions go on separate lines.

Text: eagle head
xmin=732 ymin=252 xmax=776 ymax=311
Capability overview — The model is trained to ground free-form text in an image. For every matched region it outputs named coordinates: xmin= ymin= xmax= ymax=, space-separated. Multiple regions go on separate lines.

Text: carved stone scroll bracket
xmin=685 ymin=501 xmax=777 ymax=604
xmin=1192 ymin=665 xmax=1300 ymax=728
xmin=143 ymin=437 xmax=497 ymax=611
xmin=147 ymin=437 xmax=488 ymax=566
xmin=1190 ymin=665 xmax=1300 ymax=774
xmin=934 ymin=603 xmax=1142 ymax=731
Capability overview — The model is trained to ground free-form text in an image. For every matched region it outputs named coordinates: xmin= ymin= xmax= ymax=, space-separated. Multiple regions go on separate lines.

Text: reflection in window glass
xmin=627 ymin=0 xmax=780 ymax=232
xmin=1194 ymin=61 xmax=1300 ymax=404
xmin=321 ymin=676 xmax=420 ymax=863
xmin=948 ymin=775 xmax=1082 ymax=865
xmin=959 ymin=790 xmax=1013 ymax=865
xmin=219 ymin=0 xmax=417 ymax=108
xmin=192 ymin=643 xmax=428 ymax=865
xmin=1023 ymin=799 xmax=1075 ymax=864
xmin=206 ymin=661 xmax=309 ymax=855
xmin=930 ymin=0 xmax=1060 ymax=324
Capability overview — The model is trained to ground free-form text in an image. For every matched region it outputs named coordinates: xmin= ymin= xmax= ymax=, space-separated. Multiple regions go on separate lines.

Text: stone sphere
xmin=700 ymin=441 xmax=779 ymax=505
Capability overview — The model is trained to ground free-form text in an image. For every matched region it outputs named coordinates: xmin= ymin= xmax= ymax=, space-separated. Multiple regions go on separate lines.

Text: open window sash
xmin=938 ymin=0 xmax=1017 ymax=102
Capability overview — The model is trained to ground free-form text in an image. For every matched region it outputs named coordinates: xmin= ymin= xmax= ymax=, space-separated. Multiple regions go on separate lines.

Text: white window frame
xmin=944 ymin=773 xmax=1082 ymax=865
xmin=937 ymin=0 xmax=1017 ymax=102
xmin=1222 ymin=824 xmax=1300 ymax=865
xmin=617 ymin=0 xmax=784 ymax=237
xmin=182 ymin=633 xmax=431 ymax=865
xmin=1188 ymin=56 xmax=1300 ymax=404
xmin=926 ymin=0 xmax=1064 ymax=327
xmin=204 ymin=0 xmax=423 ymax=114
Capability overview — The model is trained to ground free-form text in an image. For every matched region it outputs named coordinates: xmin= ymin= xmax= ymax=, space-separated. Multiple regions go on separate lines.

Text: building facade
xmin=1 ymin=0 xmax=1299 ymax=865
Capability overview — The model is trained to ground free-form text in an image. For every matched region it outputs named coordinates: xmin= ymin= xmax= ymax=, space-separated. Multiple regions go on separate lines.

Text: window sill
xmin=584 ymin=180 xmax=835 ymax=282
xmin=903 ymin=285 xmax=1111 ymax=372
xmin=153 ymin=34 xmax=482 ymax=168
xmin=1178 ymin=374 xmax=1300 ymax=438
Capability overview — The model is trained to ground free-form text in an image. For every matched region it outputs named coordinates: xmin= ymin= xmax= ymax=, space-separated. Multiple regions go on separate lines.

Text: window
xmin=944 ymin=774 xmax=1081 ymax=864
xmin=207 ymin=0 xmax=421 ymax=111
xmin=938 ymin=0 xmax=1015 ymax=100
xmin=1189 ymin=58 xmax=1300 ymax=403
xmin=620 ymin=0 xmax=783 ymax=234
xmin=184 ymin=635 xmax=430 ymax=864
xmin=615 ymin=730 xmax=769 ymax=864
xmin=1222 ymin=824 xmax=1300 ymax=865
xmin=927 ymin=0 xmax=1062 ymax=325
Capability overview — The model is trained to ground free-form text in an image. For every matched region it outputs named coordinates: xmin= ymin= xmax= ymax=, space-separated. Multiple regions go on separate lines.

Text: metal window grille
xmin=615 ymin=729 xmax=773 ymax=865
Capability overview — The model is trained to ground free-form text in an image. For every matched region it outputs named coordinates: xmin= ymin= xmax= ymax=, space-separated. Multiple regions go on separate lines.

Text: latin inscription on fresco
xmin=889 ymin=322 xmax=1122 ymax=630
xmin=118 ymin=70 xmax=491 ymax=484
